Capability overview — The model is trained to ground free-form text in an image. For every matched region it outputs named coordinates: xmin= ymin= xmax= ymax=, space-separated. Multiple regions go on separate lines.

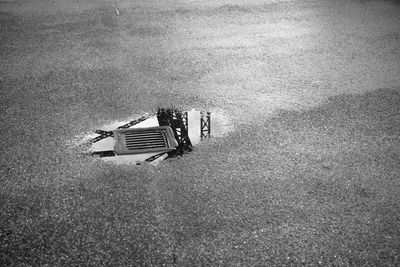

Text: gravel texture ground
xmin=1 ymin=0 xmax=399 ymax=265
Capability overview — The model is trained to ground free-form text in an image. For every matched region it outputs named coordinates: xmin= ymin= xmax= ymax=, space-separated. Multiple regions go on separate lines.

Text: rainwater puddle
xmin=79 ymin=109 xmax=232 ymax=165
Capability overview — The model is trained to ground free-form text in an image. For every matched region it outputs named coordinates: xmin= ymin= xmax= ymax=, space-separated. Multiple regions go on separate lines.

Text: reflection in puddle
xmin=83 ymin=109 xmax=231 ymax=165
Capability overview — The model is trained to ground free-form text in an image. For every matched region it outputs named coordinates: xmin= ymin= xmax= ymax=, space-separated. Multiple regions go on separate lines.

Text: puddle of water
xmin=82 ymin=109 xmax=232 ymax=165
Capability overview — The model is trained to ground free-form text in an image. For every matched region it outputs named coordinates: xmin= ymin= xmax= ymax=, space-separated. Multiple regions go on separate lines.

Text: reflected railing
xmin=87 ymin=108 xmax=213 ymax=164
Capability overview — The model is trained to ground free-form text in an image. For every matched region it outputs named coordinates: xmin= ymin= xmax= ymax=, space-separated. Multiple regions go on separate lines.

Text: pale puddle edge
xmin=70 ymin=109 xmax=233 ymax=165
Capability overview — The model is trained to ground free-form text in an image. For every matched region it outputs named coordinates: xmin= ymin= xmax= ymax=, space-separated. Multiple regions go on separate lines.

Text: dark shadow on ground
xmin=154 ymin=88 xmax=400 ymax=265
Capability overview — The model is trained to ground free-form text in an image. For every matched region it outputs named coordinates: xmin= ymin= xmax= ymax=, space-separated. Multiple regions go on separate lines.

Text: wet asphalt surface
xmin=1 ymin=0 xmax=399 ymax=265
